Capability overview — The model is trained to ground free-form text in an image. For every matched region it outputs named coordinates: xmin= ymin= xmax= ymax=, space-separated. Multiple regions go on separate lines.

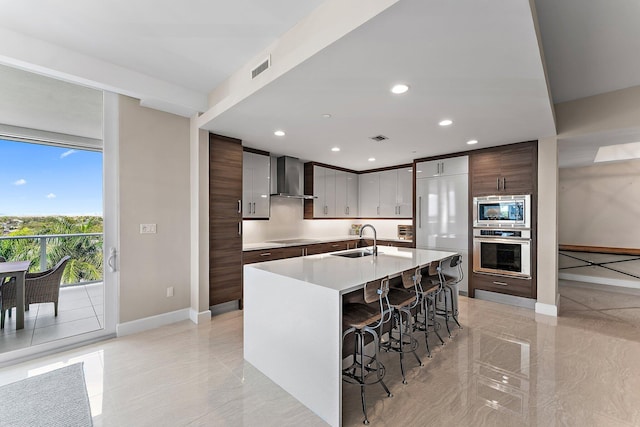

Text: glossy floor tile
xmin=0 ymin=282 xmax=103 ymax=353
xmin=0 ymin=281 xmax=639 ymax=426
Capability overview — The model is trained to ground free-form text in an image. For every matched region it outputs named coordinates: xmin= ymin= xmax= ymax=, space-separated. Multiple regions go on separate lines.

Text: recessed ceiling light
xmin=439 ymin=119 xmax=453 ymax=126
xmin=322 ymin=114 xmax=332 ymax=119
xmin=274 ymin=130 xmax=285 ymax=136
xmin=467 ymin=139 xmax=478 ymax=145
xmin=331 ymin=147 xmax=340 ymax=152
xmin=391 ymin=84 xmax=409 ymax=94
xmin=368 ymin=157 xmax=376 ymax=162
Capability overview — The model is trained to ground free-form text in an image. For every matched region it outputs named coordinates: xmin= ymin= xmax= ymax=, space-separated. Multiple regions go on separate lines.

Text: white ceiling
xmin=534 ymin=0 xmax=640 ymax=104
xmin=205 ymin=0 xmax=556 ymax=170
xmin=0 ymin=64 xmax=102 ymax=140
xmin=0 ymin=0 xmax=325 ymax=94
xmin=1 ymin=0 xmax=640 ymax=169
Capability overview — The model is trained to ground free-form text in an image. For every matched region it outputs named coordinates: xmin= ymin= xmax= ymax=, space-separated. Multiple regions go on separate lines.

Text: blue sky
xmin=0 ymin=139 xmax=103 ymax=216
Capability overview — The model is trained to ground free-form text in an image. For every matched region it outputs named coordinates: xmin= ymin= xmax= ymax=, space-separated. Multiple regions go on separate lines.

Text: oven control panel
xmin=473 ymin=229 xmax=531 ymax=239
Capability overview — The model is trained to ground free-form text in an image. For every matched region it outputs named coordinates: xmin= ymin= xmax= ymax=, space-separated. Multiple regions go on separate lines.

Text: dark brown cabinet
xmin=470 ymin=142 xmax=537 ymax=196
xmin=243 ymin=240 xmax=357 ymax=265
xmin=468 ymin=140 xmax=538 ymax=300
xmin=470 ymin=273 xmax=534 ymax=299
xmin=209 ymin=134 xmax=243 ymax=307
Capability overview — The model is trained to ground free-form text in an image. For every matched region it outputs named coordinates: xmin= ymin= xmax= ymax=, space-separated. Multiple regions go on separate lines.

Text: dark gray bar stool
xmin=413 ymin=262 xmax=445 ymax=357
xmin=381 ymin=267 xmax=423 ymax=384
xmin=342 ymin=276 xmax=393 ymax=425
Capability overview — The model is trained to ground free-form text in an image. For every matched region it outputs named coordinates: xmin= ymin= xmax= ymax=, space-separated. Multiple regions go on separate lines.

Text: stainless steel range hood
xmin=270 ymin=156 xmax=316 ymax=199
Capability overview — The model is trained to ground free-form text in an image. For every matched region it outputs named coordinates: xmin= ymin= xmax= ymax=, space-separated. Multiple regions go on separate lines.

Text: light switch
xmin=140 ymin=223 xmax=157 ymax=234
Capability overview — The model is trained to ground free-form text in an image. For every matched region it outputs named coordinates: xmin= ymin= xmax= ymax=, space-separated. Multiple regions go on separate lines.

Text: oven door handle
xmin=474 ymin=237 xmax=531 ymax=245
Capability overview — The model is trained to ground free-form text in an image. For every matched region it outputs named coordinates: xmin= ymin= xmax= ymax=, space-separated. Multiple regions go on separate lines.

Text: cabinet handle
xmin=502 ymin=177 xmax=506 ymax=190
xmin=441 ymin=162 xmax=444 ymax=174
xmin=346 ymin=206 xmax=349 ymax=215
xmin=260 ymin=252 xmax=271 ymax=256
xmin=493 ymin=281 xmax=508 ymax=286
xmin=496 ymin=177 xmax=500 ymax=190
xmin=238 ymin=200 xmax=242 ymax=214
xmin=238 ymin=222 xmax=242 ymax=235
xmin=331 ymin=244 xmax=339 ymax=247
xmin=418 ymin=196 xmax=422 ymax=228
xmin=437 ymin=163 xmax=440 ymax=174
xmin=377 ymin=206 xmax=380 ymax=215
xmin=253 ymin=202 xmax=256 ymax=214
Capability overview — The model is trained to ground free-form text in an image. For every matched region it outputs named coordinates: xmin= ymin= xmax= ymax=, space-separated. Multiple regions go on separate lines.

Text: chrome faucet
xmin=359 ymin=224 xmax=378 ymax=256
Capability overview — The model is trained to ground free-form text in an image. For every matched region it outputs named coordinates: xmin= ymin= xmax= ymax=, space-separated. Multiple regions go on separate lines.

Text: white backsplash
xmin=242 ymin=197 xmax=412 ymax=243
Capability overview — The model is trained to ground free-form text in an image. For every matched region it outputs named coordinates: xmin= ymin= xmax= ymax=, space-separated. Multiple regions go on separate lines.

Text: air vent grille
xmin=369 ymin=135 xmax=389 ymax=142
xmin=251 ymin=56 xmax=271 ymax=79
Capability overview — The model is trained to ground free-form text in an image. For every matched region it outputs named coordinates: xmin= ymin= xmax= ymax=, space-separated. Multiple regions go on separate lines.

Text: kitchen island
xmin=243 ymin=246 xmax=458 ymax=426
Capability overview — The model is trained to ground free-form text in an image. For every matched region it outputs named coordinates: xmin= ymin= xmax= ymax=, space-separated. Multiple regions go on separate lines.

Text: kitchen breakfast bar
xmin=243 ymin=246 xmax=458 ymax=426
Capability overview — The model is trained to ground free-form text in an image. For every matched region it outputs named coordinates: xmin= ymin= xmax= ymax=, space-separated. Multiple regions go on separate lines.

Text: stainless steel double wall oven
xmin=472 ymin=195 xmax=532 ymax=278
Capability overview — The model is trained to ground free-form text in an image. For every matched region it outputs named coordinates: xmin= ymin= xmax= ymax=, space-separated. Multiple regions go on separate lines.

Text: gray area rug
xmin=0 ymin=362 xmax=93 ymax=427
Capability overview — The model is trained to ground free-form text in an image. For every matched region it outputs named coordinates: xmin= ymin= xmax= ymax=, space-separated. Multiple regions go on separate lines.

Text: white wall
xmin=559 ymin=159 xmax=640 ymax=248
xmin=118 ymin=95 xmax=191 ymax=323
xmin=242 ymin=197 xmax=411 ymax=243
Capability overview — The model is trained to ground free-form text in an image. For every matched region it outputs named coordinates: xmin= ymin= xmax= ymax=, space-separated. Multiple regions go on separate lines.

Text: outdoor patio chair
xmin=25 ymin=256 xmax=71 ymax=316
xmin=1 ymin=256 xmax=71 ymax=329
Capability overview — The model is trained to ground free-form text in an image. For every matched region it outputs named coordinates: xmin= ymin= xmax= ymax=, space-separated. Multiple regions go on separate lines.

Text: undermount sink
xmin=265 ymin=238 xmax=321 ymax=244
xmin=331 ymin=250 xmax=375 ymax=258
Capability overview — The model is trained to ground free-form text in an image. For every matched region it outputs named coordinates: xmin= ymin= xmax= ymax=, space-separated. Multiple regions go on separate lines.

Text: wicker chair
xmin=1 ymin=256 xmax=70 ymax=329
xmin=25 ymin=256 xmax=71 ymax=315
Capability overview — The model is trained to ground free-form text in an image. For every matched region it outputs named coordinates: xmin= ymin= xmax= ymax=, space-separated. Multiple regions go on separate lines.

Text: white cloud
xmin=46 ymin=193 xmax=56 ymax=199
xmin=60 ymin=149 xmax=76 ymax=158
xmin=13 ymin=178 xmax=26 ymax=186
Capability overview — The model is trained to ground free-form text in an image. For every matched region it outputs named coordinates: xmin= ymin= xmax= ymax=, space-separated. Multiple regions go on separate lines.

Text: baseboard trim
xmin=535 ymin=296 xmax=559 ymax=317
xmin=116 ymin=308 xmax=191 ymax=337
xmin=559 ymin=272 xmax=640 ymax=290
xmin=189 ymin=309 xmax=212 ymax=324
xmin=474 ymin=290 xmax=536 ymax=309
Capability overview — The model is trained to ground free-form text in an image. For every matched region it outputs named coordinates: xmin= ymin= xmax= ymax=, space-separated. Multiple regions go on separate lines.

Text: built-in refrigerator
xmin=415 ymin=156 xmax=469 ymax=294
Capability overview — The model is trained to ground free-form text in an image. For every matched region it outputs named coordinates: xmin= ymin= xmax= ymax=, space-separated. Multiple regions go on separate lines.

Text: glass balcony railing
xmin=0 ymin=233 xmax=103 ymax=287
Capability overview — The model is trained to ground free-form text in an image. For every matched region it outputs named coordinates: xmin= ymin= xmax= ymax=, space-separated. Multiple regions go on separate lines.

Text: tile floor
xmin=0 ymin=280 xmax=639 ymax=426
xmin=0 ymin=283 xmax=103 ymax=353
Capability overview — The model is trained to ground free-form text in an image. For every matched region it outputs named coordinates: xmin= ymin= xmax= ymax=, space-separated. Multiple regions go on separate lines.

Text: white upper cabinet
xmin=313 ymin=166 xmax=337 ymax=217
xmin=243 ymin=151 xmax=271 ymax=218
xmin=359 ymin=172 xmax=380 ymax=217
xmin=396 ymin=166 xmax=413 ymax=217
xmin=359 ymin=168 xmax=413 ymax=218
xmin=415 ymin=156 xmax=468 ymax=179
xmin=335 ymin=171 xmax=359 ymax=217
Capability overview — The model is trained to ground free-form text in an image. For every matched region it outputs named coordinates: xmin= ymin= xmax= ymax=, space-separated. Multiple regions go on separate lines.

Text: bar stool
xmin=342 ymin=276 xmax=393 ymax=425
xmin=440 ymin=254 xmax=463 ymax=330
xmin=380 ymin=267 xmax=423 ymax=384
xmin=413 ymin=262 xmax=445 ymax=357
xmin=430 ymin=255 xmax=463 ymax=338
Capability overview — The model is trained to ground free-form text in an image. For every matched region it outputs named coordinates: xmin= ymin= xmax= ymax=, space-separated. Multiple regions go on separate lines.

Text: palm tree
xmin=40 ymin=217 xmax=103 ymax=284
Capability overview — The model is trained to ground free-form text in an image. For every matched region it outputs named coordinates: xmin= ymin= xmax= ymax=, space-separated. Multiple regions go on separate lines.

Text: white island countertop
xmin=247 ymin=245 xmax=457 ymax=295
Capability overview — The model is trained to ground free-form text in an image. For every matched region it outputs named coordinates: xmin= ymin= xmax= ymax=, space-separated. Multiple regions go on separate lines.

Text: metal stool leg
xmin=447 ymin=285 xmax=463 ymax=329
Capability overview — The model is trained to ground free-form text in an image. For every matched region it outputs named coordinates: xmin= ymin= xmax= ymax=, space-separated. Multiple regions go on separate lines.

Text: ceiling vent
xmin=251 ymin=56 xmax=271 ymax=79
xmin=369 ymin=135 xmax=389 ymax=142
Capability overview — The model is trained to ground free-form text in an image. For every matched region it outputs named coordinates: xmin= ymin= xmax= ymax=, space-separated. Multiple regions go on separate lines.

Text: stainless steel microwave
xmin=473 ymin=195 xmax=531 ymax=228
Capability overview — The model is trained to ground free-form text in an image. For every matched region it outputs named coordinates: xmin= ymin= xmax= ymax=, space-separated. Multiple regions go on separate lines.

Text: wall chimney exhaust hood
xmin=270 ymin=156 xmax=316 ymax=199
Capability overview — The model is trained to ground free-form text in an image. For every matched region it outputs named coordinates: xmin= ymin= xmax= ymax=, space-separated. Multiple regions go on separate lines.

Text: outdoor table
xmin=0 ymin=261 xmax=30 ymax=329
